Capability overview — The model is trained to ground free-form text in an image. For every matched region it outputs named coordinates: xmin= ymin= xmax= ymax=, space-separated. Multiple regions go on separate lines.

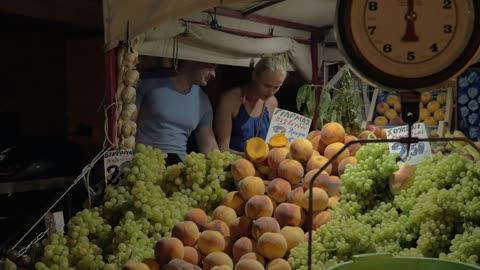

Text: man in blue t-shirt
xmin=135 ymin=60 xmax=219 ymax=163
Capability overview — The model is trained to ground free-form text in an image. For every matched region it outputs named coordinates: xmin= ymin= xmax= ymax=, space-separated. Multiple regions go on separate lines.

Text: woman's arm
xmin=266 ymin=96 xmax=279 ymax=120
xmin=214 ymin=90 xmax=245 ymax=157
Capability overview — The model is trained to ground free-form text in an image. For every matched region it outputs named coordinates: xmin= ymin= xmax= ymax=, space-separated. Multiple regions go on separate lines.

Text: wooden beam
xmin=241 ymin=0 xmax=286 ymax=17
xmin=0 ymin=0 xmax=102 ymax=29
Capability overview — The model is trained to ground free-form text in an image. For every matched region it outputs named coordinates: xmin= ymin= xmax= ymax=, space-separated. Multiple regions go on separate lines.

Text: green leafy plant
xmin=296 ymin=69 xmax=362 ymax=134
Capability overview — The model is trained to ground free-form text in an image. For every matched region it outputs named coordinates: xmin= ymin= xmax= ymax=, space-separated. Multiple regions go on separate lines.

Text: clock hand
xmin=402 ymin=0 xmax=419 ymax=42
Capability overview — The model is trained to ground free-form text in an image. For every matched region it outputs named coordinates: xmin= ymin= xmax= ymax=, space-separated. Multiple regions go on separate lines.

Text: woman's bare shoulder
xmin=220 ymin=87 xmax=243 ymax=104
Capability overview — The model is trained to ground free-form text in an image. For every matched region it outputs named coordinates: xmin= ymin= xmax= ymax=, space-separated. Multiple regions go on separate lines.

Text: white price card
xmin=386 ymin=123 xmax=432 ymax=165
xmin=104 ymin=149 xmax=134 ymax=186
xmin=266 ymin=108 xmax=312 ymax=143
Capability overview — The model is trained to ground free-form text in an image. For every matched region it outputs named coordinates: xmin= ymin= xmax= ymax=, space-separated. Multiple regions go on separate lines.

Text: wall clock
xmin=335 ymin=0 xmax=480 ymax=90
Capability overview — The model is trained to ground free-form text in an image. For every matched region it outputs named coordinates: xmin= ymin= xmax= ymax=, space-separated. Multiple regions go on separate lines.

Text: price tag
xmin=266 ymin=108 xmax=312 ymax=143
xmin=386 ymin=123 xmax=432 ymax=165
xmin=104 ymin=149 xmax=134 ymax=186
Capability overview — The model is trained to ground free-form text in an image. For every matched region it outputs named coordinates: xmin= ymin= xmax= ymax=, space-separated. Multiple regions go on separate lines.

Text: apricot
xmin=337 ymin=156 xmax=357 ymax=177
xmin=312 ymin=211 xmax=332 ymax=230
xmin=257 ymin=232 xmax=288 ymax=260
xmin=306 ymin=155 xmax=332 ymax=174
xmin=386 ymin=95 xmax=399 ymax=106
xmin=172 ymin=221 xmax=200 ymax=247
xmin=301 ymin=188 xmax=329 ymax=212
xmin=183 ymin=246 xmax=201 ymax=266
xmin=232 ymin=237 xmax=255 ymax=262
xmin=273 ymin=202 xmax=303 ymax=227
xmin=434 ymin=108 xmax=445 ymax=121
xmin=154 ymin=237 xmax=185 ymax=265
xmin=277 ymin=159 xmax=304 ymax=185
xmin=267 ymin=178 xmax=292 ymax=203
xmin=374 ymin=116 xmax=388 ymax=126
xmin=230 ymin=216 xmax=253 ymax=241
xmin=204 ymin=220 xmax=230 ymax=236
xmin=197 ymin=230 xmax=226 ymax=256
xmin=320 ymin=122 xmax=346 ymax=145
xmin=245 ymin=137 xmax=269 ymax=163
xmin=234 ymin=259 xmax=265 ymax=270
xmin=212 ymin=205 xmax=237 ymax=227
xmin=279 ymin=226 xmax=304 ymax=252
xmin=427 ymin=100 xmax=440 ymax=113
xmin=251 ymin=216 xmax=281 ymax=240
xmin=323 ymin=142 xmax=350 ymax=163
xmin=238 ymin=176 xmax=265 ymax=201
xmin=343 ymin=135 xmax=360 ymax=156
xmin=245 ymin=195 xmax=274 ymax=220
xmin=163 ymin=259 xmax=201 ymax=270
xmin=303 ymin=169 xmax=330 ymax=191
xmin=385 ymin=109 xmax=398 ymax=121
xmin=327 ymin=196 xmax=340 ymax=209
xmin=267 ymin=148 xmax=290 ymax=170
xmin=266 ymin=258 xmax=292 ymax=270
xmin=203 ymin=252 xmax=233 ymax=270
xmin=419 ymin=108 xmax=430 ymax=121
xmin=289 ymin=138 xmax=314 ymax=163
xmin=184 ymin=208 xmax=209 ymax=229
xmin=222 ymin=191 xmax=246 ymax=216
xmin=327 ymin=176 xmax=341 ymax=197
xmin=231 ymin=158 xmax=256 ymax=182
xmin=437 ymin=92 xmax=447 ymax=104
xmin=306 ymin=130 xmax=322 ymax=141
xmin=376 ymin=102 xmax=390 ymax=114
xmin=287 ymin=187 xmax=305 ymax=207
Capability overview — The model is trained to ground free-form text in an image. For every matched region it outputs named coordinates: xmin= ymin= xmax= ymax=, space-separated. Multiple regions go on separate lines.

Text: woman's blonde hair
xmin=253 ymin=55 xmax=288 ymax=76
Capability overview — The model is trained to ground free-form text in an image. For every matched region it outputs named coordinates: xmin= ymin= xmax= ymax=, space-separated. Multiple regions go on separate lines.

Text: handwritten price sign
xmin=386 ymin=123 xmax=432 ymax=165
xmin=266 ymin=108 xmax=312 ymax=143
xmin=104 ymin=149 xmax=134 ymax=186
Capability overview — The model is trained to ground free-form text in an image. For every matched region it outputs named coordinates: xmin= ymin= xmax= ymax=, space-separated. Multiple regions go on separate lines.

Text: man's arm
xmin=195 ymin=126 xmax=218 ymax=155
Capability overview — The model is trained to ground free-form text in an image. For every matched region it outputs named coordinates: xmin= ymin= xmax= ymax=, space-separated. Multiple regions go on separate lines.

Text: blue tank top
xmin=230 ymin=102 xmax=270 ymax=152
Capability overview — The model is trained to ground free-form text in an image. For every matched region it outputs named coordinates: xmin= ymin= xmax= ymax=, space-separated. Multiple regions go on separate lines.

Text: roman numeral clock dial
xmin=335 ymin=0 xmax=480 ymax=90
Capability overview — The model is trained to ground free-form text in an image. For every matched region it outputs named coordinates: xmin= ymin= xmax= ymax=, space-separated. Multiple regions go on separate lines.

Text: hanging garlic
xmin=121 ymin=120 xmax=137 ymax=137
xmin=123 ymin=136 xmax=136 ymax=149
xmin=121 ymin=103 xmax=137 ymax=120
xmin=124 ymin=48 xmax=139 ymax=68
xmin=122 ymin=86 xmax=136 ymax=104
xmin=124 ymin=70 xmax=140 ymax=87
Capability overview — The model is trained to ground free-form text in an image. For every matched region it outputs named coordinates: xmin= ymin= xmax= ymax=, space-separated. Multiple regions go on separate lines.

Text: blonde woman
xmin=214 ymin=55 xmax=288 ymax=155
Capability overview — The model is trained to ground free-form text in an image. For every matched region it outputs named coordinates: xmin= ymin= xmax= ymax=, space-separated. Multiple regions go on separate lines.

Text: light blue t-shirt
xmin=135 ymin=70 xmax=213 ymax=159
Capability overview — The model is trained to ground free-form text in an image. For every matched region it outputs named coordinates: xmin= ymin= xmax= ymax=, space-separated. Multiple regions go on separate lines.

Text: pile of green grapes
xmin=289 ymin=143 xmax=480 ymax=270
xmin=34 ymin=145 xmax=239 ymax=270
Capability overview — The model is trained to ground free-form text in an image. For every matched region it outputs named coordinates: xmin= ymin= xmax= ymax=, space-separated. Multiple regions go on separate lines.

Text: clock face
xmin=335 ymin=0 xmax=480 ymax=90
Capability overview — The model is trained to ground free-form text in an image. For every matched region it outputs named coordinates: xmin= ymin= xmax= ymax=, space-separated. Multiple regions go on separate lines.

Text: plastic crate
xmin=327 ymin=253 xmax=480 ymax=270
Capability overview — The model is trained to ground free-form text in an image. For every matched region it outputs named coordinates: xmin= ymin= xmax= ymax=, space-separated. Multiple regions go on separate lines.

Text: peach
xmin=230 ymin=216 xmax=253 ymax=241
xmin=343 ymin=135 xmax=360 ymax=156
xmin=306 ymin=155 xmax=332 ymax=174
xmin=304 ymin=230 xmax=316 ymax=242
xmin=385 ymin=108 xmax=398 ymax=121
xmin=267 ymin=178 xmax=292 ymax=203
xmin=197 ymin=230 xmax=226 ymax=256
xmin=267 ymin=169 xmax=279 ymax=180
xmin=245 ymin=195 xmax=274 ymax=220
xmin=307 ymin=130 xmax=322 ymax=141
xmin=312 ymin=211 xmax=332 ymax=230
xmin=287 ymin=187 xmax=305 ymax=207
xmin=393 ymin=102 xmax=402 ymax=112
xmin=238 ymin=252 xmax=265 ymax=266
xmin=277 ymin=159 xmax=304 ymax=185
xmin=337 ymin=156 xmax=357 ymax=176
xmin=323 ymin=142 xmax=350 ymax=163
xmin=251 ymin=216 xmax=281 ymax=240
xmin=142 ymin=258 xmax=161 ymax=270
xmin=389 ymin=116 xmax=404 ymax=126
xmin=419 ymin=108 xmax=430 ymax=121
xmin=203 ymin=252 xmax=233 ymax=270
xmin=303 ymin=169 xmax=330 ymax=191
xmin=289 ymin=138 xmax=314 ymax=163
xmin=427 ymin=100 xmax=441 ymax=113
xmin=184 ymin=208 xmax=209 ymax=229
xmin=311 ymin=150 xmax=320 ymax=158
xmin=320 ymin=122 xmax=346 ymax=145
xmin=212 ymin=205 xmax=237 ymax=227
xmin=257 ymin=232 xmax=288 ymax=260
xmin=273 ymin=202 xmax=303 ymax=227
xmin=163 ymin=259 xmax=201 ymax=270
xmin=234 ymin=259 xmax=265 ymax=270
xmin=154 ymin=237 xmax=185 ymax=265
xmin=376 ymin=127 xmax=387 ymax=139
xmin=327 ymin=196 xmax=340 ymax=209
xmin=386 ymin=95 xmax=399 ymax=106
xmin=224 ymin=236 xmax=234 ymax=257
xmin=376 ymin=102 xmax=390 ymax=114
xmin=204 ymin=220 xmax=230 ymax=236
xmin=437 ymin=92 xmax=447 ymax=104
xmin=424 ymin=116 xmax=438 ymax=126
xmin=172 ymin=221 xmax=200 ymax=247
xmin=357 ymin=130 xmax=371 ymax=142
xmin=238 ymin=176 xmax=265 ymax=201
xmin=183 ymin=246 xmax=201 ymax=266
xmin=279 ymin=226 xmax=304 ymax=252
xmin=255 ymin=160 xmax=272 ymax=176
xmin=327 ymin=176 xmax=341 ymax=197
xmin=434 ymin=109 xmax=445 ymax=121
xmin=301 ymin=188 xmax=329 ymax=212
xmin=390 ymin=163 xmax=416 ymax=195
xmin=231 ymin=158 xmax=256 ymax=182
xmin=267 ymin=148 xmax=290 ymax=170
xmin=374 ymin=116 xmax=388 ymax=126
xmin=310 ymin=135 xmax=322 ymax=152
xmin=211 ymin=266 xmax=233 ymax=270
xmin=266 ymin=258 xmax=291 ymax=270
xmin=232 ymin=237 xmax=255 ymax=262
xmin=245 ymin=137 xmax=270 ymax=163
xmin=222 ymin=191 xmax=246 ymax=216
